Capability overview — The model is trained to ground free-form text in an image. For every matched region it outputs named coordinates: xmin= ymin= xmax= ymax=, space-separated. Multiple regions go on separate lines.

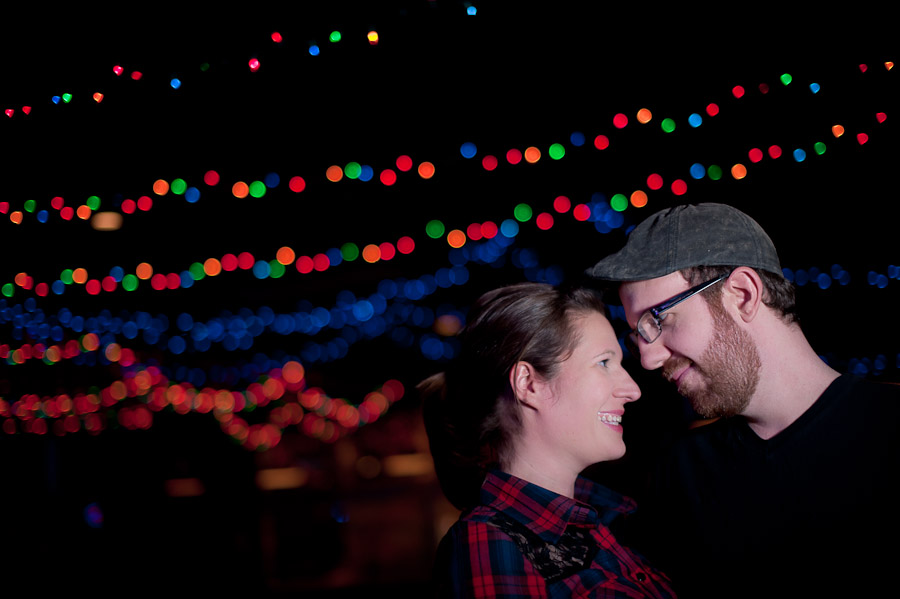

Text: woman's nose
xmin=617 ymin=370 xmax=641 ymax=402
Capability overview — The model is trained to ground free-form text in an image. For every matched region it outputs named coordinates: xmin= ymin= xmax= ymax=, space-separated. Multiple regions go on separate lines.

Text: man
xmin=585 ymin=202 xmax=900 ymax=598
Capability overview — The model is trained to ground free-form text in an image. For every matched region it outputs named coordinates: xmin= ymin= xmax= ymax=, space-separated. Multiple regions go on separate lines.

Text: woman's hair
xmin=418 ymin=282 xmax=608 ymax=511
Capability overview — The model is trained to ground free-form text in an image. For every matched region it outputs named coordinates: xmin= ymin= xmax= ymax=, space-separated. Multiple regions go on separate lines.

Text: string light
xmin=0 ymin=89 xmax=889 ymax=298
xmin=3 ymin=211 xmax=888 ymax=412
xmin=0 ymin=61 xmax=888 ymax=231
xmin=0 ymin=354 xmax=406 ymax=450
xmin=0 ymin=204 xmax=625 ymax=372
xmin=0 ymin=34 xmax=894 ymax=451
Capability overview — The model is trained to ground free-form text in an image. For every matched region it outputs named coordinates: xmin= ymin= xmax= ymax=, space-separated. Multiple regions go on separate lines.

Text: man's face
xmin=619 ymin=273 xmax=760 ymax=418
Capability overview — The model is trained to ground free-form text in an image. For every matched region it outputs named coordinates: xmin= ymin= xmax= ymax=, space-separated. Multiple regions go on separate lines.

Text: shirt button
xmin=636 ymin=572 xmax=647 ymax=582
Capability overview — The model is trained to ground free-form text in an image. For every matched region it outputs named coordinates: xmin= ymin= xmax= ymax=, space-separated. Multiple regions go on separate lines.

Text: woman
xmin=420 ymin=282 xmax=675 ymax=598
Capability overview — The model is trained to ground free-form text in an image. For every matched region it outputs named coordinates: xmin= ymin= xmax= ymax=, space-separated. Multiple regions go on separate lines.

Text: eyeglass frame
xmin=625 ymin=271 xmax=732 ymax=356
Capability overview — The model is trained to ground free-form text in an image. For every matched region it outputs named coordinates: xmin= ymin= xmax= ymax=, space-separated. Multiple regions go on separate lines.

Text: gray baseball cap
xmin=586 ymin=203 xmax=784 ymax=282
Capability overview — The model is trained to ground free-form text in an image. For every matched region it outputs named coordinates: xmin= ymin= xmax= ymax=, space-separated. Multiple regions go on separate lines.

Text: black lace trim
xmin=488 ymin=511 xmax=599 ymax=583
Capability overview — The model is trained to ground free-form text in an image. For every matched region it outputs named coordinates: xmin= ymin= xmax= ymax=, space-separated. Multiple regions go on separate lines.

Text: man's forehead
xmin=618 ymin=273 xmax=690 ymax=312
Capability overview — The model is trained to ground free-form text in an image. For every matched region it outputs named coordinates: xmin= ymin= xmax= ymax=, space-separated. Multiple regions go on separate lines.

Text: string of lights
xmin=1 ymin=58 xmax=891 ymax=231
xmin=0 ymin=353 xmax=406 ymax=451
xmin=2 ymin=212 xmax=896 ymax=445
xmin=1 ymin=100 xmax=890 ymax=299
xmin=0 ymin=7 xmax=895 ymax=447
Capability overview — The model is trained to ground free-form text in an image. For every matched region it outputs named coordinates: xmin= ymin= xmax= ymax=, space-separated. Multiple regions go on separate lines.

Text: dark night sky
xmin=0 ymin=1 xmax=897 ymax=593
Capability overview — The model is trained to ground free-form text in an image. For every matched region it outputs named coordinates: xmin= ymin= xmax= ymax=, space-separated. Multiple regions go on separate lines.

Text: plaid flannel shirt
xmin=434 ymin=470 xmax=676 ymax=598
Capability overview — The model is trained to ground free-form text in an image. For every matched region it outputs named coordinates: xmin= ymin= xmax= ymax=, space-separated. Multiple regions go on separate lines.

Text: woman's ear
xmin=723 ymin=266 xmax=763 ymax=323
xmin=510 ymin=361 xmax=543 ymax=410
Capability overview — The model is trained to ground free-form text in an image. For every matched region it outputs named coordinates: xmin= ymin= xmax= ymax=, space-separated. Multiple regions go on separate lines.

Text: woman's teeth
xmin=598 ymin=413 xmax=622 ymax=424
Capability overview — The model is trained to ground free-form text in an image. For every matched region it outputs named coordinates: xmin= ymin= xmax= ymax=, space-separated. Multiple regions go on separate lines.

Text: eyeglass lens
xmin=637 ymin=311 xmax=662 ymax=343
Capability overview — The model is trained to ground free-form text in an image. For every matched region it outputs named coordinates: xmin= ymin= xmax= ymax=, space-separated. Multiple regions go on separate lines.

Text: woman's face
xmin=540 ymin=311 xmax=641 ymax=470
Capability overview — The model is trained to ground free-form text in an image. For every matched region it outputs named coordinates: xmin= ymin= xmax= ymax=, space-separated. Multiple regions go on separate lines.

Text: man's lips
xmin=663 ymin=361 xmax=692 ymax=389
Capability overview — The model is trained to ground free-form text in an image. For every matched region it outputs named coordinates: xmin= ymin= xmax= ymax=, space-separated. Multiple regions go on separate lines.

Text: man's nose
xmin=638 ymin=337 xmax=670 ymax=371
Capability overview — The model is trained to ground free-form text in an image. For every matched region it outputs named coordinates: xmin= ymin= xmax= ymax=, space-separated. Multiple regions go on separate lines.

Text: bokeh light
xmin=513 ymin=203 xmax=532 ymax=222
xmin=630 ymin=190 xmax=648 ymax=208
xmin=380 ymin=169 xmax=397 ymax=185
xmin=418 ymin=161 xmax=435 ymax=179
xmin=553 ymin=196 xmax=571 ymax=212
xmin=425 ymin=220 xmax=445 ymax=239
xmin=447 ymin=230 xmax=466 ymax=248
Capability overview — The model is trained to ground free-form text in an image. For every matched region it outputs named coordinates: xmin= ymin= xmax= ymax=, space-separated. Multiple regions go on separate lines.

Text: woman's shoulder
xmin=433 ymin=510 xmax=547 ymax=598
xmin=440 ymin=505 xmax=535 ymax=553
xmin=447 ymin=505 xmax=512 ymax=535
xmin=435 ymin=508 xmax=538 ymax=575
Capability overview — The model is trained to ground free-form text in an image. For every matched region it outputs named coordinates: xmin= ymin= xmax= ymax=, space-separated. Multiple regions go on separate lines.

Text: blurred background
xmin=0 ymin=2 xmax=896 ymax=594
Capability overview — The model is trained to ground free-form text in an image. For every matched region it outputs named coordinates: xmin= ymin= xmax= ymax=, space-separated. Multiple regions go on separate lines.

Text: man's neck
xmin=743 ymin=330 xmax=840 ymax=440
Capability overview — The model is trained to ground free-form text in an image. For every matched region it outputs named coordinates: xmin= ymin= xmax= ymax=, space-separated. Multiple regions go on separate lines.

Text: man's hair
xmin=680 ymin=265 xmax=799 ymax=325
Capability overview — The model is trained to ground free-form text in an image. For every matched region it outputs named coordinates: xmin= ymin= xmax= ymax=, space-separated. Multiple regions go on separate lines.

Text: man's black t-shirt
xmin=630 ymin=375 xmax=900 ymax=598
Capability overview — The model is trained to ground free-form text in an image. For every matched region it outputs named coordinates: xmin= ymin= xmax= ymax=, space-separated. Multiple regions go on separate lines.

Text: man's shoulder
xmin=853 ymin=376 xmax=900 ymax=396
xmin=832 ymin=374 xmax=900 ymax=409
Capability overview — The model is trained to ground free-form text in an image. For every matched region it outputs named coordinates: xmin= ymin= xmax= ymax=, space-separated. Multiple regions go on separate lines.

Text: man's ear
xmin=723 ymin=266 xmax=764 ymax=323
xmin=509 ymin=361 xmax=545 ymax=410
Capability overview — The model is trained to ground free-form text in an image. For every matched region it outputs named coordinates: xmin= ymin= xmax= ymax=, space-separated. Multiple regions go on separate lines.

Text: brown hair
xmin=679 ymin=265 xmax=799 ymax=325
xmin=418 ymin=282 xmax=608 ymax=511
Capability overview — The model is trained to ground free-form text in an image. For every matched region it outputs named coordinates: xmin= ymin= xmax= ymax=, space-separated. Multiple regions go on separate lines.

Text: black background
xmin=0 ymin=2 xmax=897 ymax=594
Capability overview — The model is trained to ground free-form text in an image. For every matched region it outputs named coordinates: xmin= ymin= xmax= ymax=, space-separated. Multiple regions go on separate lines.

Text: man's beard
xmin=663 ymin=301 xmax=761 ymax=419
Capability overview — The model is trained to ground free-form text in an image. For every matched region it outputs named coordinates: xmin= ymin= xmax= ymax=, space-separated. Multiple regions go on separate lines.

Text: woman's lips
xmin=597 ymin=410 xmax=624 ymax=430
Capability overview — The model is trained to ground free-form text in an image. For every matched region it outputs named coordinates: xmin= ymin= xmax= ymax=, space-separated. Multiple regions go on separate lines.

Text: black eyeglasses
xmin=625 ymin=272 xmax=731 ymax=357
